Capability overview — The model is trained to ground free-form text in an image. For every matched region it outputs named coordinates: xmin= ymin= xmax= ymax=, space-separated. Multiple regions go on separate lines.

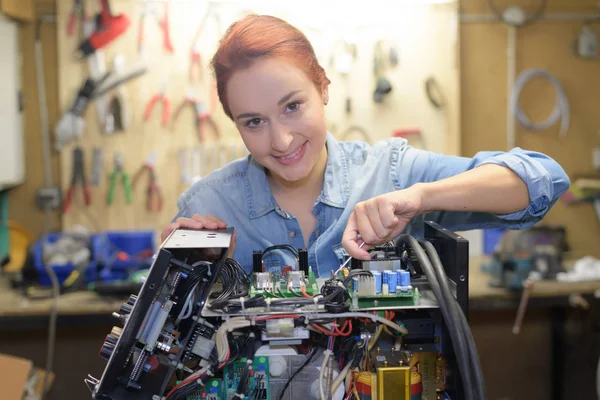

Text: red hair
xmin=211 ymin=14 xmax=330 ymax=120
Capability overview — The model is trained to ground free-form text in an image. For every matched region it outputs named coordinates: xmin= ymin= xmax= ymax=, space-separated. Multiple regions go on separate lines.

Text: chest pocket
xmin=332 ymin=242 xmax=349 ymax=265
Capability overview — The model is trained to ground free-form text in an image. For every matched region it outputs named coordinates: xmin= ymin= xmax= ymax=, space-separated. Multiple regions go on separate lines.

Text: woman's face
xmin=226 ymin=57 xmax=329 ymax=184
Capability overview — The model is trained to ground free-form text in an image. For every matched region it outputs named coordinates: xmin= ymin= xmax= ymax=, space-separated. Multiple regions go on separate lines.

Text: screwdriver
xmin=334 ymin=241 xmax=366 ymax=276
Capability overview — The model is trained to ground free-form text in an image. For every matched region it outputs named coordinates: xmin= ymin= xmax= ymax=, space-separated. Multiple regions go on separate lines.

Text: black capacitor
xmin=252 ymin=251 xmax=263 ymax=273
xmin=298 ymin=249 xmax=309 ymax=274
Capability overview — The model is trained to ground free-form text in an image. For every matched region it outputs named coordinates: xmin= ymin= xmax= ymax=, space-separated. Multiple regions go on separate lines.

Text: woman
xmin=162 ymin=15 xmax=569 ymax=277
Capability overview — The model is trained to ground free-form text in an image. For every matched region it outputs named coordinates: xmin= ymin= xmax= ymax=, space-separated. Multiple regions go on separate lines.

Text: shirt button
xmin=289 ymin=231 xmax=296 ymax=238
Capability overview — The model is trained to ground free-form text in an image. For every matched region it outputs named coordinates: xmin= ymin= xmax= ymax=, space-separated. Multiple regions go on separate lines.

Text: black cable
xmin=487 ymin=0 xmax=547 ymax=27
xmin=396 ymin=235 xmax=476 ymax=400
xmin=420 ymin=240 xmax=486 ymax=400
xmin=278 ymin=347 xmax=319 ymax=400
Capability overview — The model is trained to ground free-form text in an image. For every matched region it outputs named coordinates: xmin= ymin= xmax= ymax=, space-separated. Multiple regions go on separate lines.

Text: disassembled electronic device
xmin=87 ymin=222 xmax=484 ymax=400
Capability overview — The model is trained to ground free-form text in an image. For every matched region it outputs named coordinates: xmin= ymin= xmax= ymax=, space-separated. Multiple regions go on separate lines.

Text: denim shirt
xmin=174 ymin=133 xmax=570 ymax=277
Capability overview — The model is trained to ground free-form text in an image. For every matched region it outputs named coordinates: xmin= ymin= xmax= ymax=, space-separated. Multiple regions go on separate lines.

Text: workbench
xmin=0 ymin=256 xmax=598 ymax=400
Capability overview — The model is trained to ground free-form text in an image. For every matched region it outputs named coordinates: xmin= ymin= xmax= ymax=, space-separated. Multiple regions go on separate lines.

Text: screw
xmin=459 ymin=275 xmax=466 ymax=282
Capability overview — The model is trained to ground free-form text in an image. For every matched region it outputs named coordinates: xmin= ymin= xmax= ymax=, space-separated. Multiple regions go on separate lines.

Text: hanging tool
xmin=132 ymin=153 xmax=163 ymax=213
xmin=189 ymin=3 xmax=221 ymax=82
xmin=172 ymin=86 xmax=220 ymax=141
xmin=75 ymin=0 xmax=131 ymax=60
xmin=91 ymin=147 xmax=104 ymax=186
xmin=54 ymin=65 xmax=147 ymax=149
xmin=138 ymin=1 xmax=174 ymax=55
xmin=144 ymin=84 xmax=171 ymax=127
xmin=63 ymin=147 xmax=92 ymax=213
xmin=67 ymin=0 xmax=84 ymax=36
xmin=105 ymin=55 xmax=131 ymax=133
xmin=107 ymin=152 xmax=132 ymax=206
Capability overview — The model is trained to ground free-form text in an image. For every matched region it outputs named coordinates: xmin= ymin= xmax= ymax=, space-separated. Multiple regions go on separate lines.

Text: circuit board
xmin=249 ymin=270 xmax=319 ymax=298
xmin=185 ymin=378 xmax=224 ymax=400
xmin=351 ymin=287 xmax=421 ymax=310
xmin=224 ymin=357 xmax=270 ymax=400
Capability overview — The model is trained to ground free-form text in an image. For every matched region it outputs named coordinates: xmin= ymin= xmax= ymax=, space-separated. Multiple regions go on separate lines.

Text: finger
xmin=342 ymin=212 xmax=371 ymax=260
xmin=365 ymin=199 xmax=392 ymax=240
xmin=205 ymin=214 xmax=228 ymax=228
xmin=354 ymin=202 xmax=380 ymax=246
xmin=161 ymin=222 xmax=179 ymax=242
xmin=189 ymin=214 xmax=219 ymax=229
xmin=377 ymin=197 xmax=399 ymax=235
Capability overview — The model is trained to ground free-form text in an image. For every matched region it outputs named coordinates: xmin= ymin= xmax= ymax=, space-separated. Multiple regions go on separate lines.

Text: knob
xmin=127 ymin=295 xmax=137 ymax=306
xmin=111 ymin=326 xmax=123 ymax=337
xmin=119 ymin=303 xmax=133 ymax=315
xmin=100 ymin=341 xmax=115 ymax=361
xmin=105 ymin=333 xmax=119 ymax=346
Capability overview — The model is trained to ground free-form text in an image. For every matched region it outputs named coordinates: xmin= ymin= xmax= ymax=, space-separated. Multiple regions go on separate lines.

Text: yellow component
xmin=62 ymin=270 xmax=80 ymax=288
xmin=353 ymin=371 xmax=376 ymax=398
xmin=376 ymin=365 xmax=410 ymax=399
xmin=411 ymin=370 xmax=422 ymax=384
xmin=435 ymin=355 xmax=447 ymax=391
xmin=419 ymin=352 xmax=437 ymax=399
xmin=4 ymin=221 xmax=34 ymax=272
xmin=409 ymin=352 xmax=421 ymax=368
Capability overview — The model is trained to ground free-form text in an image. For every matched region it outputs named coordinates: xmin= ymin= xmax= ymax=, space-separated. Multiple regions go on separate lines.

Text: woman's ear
xmin=322 ymin=84 xmax=329 ymax=105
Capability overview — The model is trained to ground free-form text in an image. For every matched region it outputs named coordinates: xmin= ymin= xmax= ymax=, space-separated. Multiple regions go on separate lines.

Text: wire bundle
xmin=396 ymin=235 xmax=486 ymax=400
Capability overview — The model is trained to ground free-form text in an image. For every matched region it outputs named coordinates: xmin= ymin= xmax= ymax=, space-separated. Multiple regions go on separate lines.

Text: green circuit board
xmin=351 ymin=287 xmax=421 ymax=310
xmin=224 ymin=357 xmax=270 ymax=400
xmin=184 ymin=378 xmax=224 ymax=400
xmin=249 ymin=270 xmax=318 ymax=298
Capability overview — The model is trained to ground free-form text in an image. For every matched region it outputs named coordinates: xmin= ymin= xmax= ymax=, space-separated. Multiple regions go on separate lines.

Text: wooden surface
xmin=2 ymin=256 xmax=598 ymax=318
xmin=7 ymin=17 xmax=62 ymax=238
xmin=55 ymin=0 xmax=460 ymax=234
xmin=0 ymin=0 xmax=34 ymax=21
xmin=460 ymin=0 xmax=600 ymax=258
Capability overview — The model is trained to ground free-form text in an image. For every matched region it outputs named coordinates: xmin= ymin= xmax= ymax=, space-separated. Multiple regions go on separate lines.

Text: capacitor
xmin=353 ymin=277 xmax=359 ymax=293
xmin=398 ymin=270 xmax=411 ymax=292
xmin=384 ymin=270 xmax=397 ymax=293
xmin=372 ymin=271 xmax=382 ymax=294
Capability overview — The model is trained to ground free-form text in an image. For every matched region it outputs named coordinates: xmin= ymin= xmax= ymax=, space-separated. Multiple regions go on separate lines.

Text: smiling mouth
xmin=274 ymin=143 xmax=305 ymax=159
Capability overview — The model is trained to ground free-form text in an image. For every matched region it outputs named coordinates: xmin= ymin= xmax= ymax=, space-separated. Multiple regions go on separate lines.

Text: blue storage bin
xmin=33 ymin=233 xmax=97 ymax=286
xmin=483 ymin=228 xmax=505 ymax=254
xmin=92 ymin=231 xmax=156 ymax=280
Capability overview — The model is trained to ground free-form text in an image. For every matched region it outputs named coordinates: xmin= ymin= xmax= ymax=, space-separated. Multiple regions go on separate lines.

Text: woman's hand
xmin=342 ymin=185 xmax=424 ymax=260
xmin=161 ymin=214 xmax=228 ymax=242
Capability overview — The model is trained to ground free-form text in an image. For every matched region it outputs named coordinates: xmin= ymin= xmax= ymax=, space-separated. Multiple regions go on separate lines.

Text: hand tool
xmin=171 ymin=86 xmax=220 ymax=141
xmin=107 ymin=152 xmax=132 ymax=206
xmin=63 ymin=147 xmax=92 ymax=213
xmin=75 ymin=0 xmax=131 ymax=60
xmin=67 ymin=0 xmax=84 ymax=36
xmin=91 ymin=147 xmax=104 ymax=186
xmin=132 ymin=153 xmax=164 ymax=213
xmin=189 ymin=3 xmax=221 ymax=82
xmin=138 ymin=1 xmax=174 ymax=54
xmin=334 ymin=242 xmax=366 ymax=276
xmin=144 ymin=84 xmax=170 ymax=127
xmin=105 ymin=55 xmax=131 ymax=133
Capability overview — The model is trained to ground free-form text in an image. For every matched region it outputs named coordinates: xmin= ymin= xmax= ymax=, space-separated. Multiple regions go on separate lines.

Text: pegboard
xmin=56 ymin=0 xmax=460 ymax=233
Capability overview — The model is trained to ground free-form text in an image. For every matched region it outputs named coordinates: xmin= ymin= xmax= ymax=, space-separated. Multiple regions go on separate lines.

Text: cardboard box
xmin=0 ymin=353 xmax=54 ymax=400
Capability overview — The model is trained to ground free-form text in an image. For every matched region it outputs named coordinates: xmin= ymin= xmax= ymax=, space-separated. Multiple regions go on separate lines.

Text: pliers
xmin=67 ymin=0 xmax=84 ymax=37
xmin=172 ymin=87 xmax=220 ymax=141
xmin=138 ymin=1 xmax=174 ymax=54
xmin=63 ymin=146 xmax=91 ymax=213
xmin=107 ymin=152 xmax=132 ymax=206
xmin=132 ymin=153 xmax=163 ymax=213
xmin=143 ymin=84 xmax=170 ymax=127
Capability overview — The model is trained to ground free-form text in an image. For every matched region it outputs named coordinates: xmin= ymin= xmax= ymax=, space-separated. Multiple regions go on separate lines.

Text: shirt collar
xmin=244 ymin=132 xmax=350 ymax=219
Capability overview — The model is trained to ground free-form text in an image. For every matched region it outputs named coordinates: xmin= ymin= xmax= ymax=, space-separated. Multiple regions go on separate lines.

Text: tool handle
xmin=143 ymin=96 xmax=157 ymax=121
xmin=147 ymin=187 xmax=163 ymax=213
xmin=122 ymin=173 xmax=132 ymax=204
xmin=161 ymin=98 xmax=171 ymax=127
xmin=67 ymin=12 xmax=77 ymax=36
xmin=82 ymin=184 xmax=92 ymax=206
xmin=161 ymin=3 xmax=174 ymax=53
xmin=62 ymin=187 xmax=75 ymax=213
xmin=107 ymin=174 xmax=117 ymax=205
xmin=189 ymin=54 xmax=201 ymax=82
xmin=137 ymin=15 xmax=144 ymax=53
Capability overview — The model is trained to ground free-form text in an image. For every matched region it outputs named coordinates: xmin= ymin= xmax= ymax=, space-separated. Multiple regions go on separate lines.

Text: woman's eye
xmin=286 ymin=101 xmax=300 ymax=112
xmin=245 ymin=118 xmax=263 ymax=128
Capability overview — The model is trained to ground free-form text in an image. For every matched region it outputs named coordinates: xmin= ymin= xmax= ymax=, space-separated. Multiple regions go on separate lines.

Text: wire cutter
xmin=63 ymin=146 xmax=91 ymax=213
xmin=144 ymin=84 xmax=170 ymax=127
xmin=172 ymin=87 xmax=220 ymax=141
xmin=189 ymin=3 xmax=221 ymax=82
xmin=67 ymin=0 xmax=84 ymax=36
xmin=138 ymin=1 xmax=174 ymax=54
xmin=132 ymin=153 xmax=163 ymax=213
xmin=107 ymin=152 xmax=132 ymax=206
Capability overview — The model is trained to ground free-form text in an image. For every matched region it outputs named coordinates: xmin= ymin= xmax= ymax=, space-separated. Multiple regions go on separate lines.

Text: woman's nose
xmin=270 ymin=124 xmax=294 ymax=153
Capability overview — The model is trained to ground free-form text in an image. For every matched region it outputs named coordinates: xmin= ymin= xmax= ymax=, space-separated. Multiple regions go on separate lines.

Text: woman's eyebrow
xmin=277 ymin=90 xmax=302 ymax=105
xmin=235 ymin=90 xmax=303 ymax=120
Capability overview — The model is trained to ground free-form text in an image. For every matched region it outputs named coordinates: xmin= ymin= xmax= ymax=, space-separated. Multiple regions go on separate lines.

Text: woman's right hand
xmin=161 ymin=214 xmax=228 ymax=242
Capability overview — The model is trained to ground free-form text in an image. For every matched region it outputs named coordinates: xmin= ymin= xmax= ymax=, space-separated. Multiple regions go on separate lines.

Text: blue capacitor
xmin=372 ymin=271 xmax=382 ymax=294
xmin=398 ymin=270 xmax=410 ymax=292
xmin=353 ymin=277 xmax=359 ymax=293
xmin=383 ymin=270 xmax=397 ymax=293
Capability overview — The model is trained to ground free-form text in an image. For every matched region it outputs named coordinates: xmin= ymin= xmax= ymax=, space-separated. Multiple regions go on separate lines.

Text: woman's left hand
xmin=342 ymin=185 xmax=424 ymax=260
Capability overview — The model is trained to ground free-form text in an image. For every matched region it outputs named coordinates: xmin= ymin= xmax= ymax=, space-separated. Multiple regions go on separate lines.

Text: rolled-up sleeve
xmin=392 ymin=141 xmax=570 ymax=230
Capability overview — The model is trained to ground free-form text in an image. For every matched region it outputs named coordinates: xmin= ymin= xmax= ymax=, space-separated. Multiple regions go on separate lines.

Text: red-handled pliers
xmin=63 ymin=146 xmax=91 ymax=213
xmin=144 ymin=85 xmax=170 ymax=127
xmin=132 ymin=153 xmax=163 ymax=213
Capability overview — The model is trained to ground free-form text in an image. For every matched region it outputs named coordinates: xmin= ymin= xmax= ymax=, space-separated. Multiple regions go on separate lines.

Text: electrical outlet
xmin=36 ymin=186 xmax=62 ymax=210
